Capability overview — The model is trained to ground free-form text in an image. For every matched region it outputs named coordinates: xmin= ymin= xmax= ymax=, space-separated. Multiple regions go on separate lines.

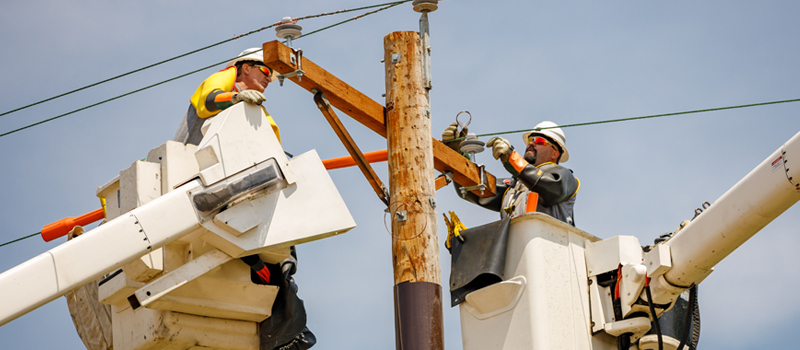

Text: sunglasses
xmin=251 ymin=64 xmax=273 ymax=77
xmin=528 ymin=136 xmax=560 ymax=152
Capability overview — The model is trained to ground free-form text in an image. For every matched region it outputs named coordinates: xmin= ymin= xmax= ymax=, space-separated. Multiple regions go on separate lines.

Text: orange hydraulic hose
xmin=41 ymin=208 xmax=105 ymax=242
xmin=322 ymin=149 xmax=388 ymax=170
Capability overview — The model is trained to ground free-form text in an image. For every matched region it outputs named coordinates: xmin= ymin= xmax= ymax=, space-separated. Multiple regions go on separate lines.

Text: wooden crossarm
xmin=262 ymin=40 xmax=497 ymax=197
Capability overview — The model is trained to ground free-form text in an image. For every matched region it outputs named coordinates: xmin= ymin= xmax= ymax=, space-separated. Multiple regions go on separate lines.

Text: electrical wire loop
xmin=383 ymin=199 xmax=429 ymax=241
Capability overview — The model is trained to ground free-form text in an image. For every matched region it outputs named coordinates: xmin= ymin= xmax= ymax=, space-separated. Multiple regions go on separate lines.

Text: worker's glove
xmin=486 ymin=137 xmax=514 ymax=162
xmin=280 ymin=255 xmax=297 ymax=280
xmin=232 ymin=90 xmax=266 ymax=105
xmin=442 ymin=122 xmax=468 ymax=152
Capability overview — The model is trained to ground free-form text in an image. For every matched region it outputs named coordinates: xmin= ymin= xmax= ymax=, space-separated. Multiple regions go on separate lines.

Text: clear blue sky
xmin=1 ymin=1 xmax=799 ymax=349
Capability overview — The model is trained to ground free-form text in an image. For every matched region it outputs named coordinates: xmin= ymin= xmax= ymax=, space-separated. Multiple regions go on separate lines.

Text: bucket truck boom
xmin=455 ymin=130 xmax=800 ymax=350
xmin=0 ymin=102 xmax=356 ymax=345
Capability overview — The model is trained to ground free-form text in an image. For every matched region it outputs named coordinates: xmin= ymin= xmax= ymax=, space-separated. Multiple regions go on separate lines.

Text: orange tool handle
xmin=525 ymin=192 xmax=539 ymax=213
xmin=322 ymin=149 xmax=388 ymax=170
xmin=41 ymin=208 xmax=105 ymax=242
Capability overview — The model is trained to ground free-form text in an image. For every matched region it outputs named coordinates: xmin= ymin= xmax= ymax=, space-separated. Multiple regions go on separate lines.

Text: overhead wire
xmin=443 ymin=98 xmax=800 ymax=142
xmin=0 ymin=0 xmax=413 ymax=120
xmin=0 ymin=0 xmax=411 ymax=139
xmin=3 ymin=96 xmax=799 ymax=246
xmin=0 ymin=1 xmax=411 ymax=248
xmin=2 ymin=1 xmax=797 ymax=246
xmin=0 ymin=232 xmax=41 ymax=248
xmin=291 ymin=1 xmax=407 ymax=41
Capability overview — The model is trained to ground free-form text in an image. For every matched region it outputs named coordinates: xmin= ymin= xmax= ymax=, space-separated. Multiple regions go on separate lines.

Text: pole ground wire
xmin=445 ymin=98 xmax=800 ymax=143
xmin=0 ymin=0 xmax=413 ymax=120
xmin=0 ymin=1 xmax=411 ymax=139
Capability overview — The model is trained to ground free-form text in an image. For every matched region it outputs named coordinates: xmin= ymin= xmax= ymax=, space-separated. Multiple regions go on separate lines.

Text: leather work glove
xmin=232 ymin=90 xmax=266 ymax=105
xmin=442 ymin=122 xmax=468 ymax=152
xmin=486 ymin=137 xmax=513 ymax=162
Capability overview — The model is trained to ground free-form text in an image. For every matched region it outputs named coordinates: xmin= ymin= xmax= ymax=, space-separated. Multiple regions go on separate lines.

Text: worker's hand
xmin=486 ymin=137 xmax=513 ymax=162
xmin=442 ymin=122 xmax=467 ymax=152
xmin=232 ymin=90 xmax=266 ymax=105
xmin=280 ymin=255 xmax=297 ymax=280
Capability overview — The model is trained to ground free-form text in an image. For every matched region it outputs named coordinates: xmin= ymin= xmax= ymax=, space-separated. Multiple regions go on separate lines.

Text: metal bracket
xmin=128 ymin=249 xmax=233 ymax=310
xmin=419 ymin=11 xmax=432 ymax=90
xmin=459 ymin=164 xmax=487 ymax=197
xmin=277 ymin=49 xmax=305 ymax=86
xmin=435 ymin=171 xmax=453 ymax=190
xmin=396 ymin=210 xmax=407 ymax=222
xmin=391 ymin=52 xmax=402 ymax=64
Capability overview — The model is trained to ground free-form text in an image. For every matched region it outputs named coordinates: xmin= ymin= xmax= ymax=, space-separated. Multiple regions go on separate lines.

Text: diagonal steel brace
xmin=312 ymin=89 xmax=390 ymax=206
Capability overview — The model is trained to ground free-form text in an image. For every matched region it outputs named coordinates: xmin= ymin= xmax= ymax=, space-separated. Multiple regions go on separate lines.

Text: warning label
xmin=772 ymin=156 xmax=784 ymax=172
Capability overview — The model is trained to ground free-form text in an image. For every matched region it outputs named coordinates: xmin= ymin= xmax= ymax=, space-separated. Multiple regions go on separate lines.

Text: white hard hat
xmin=522 ymin=121 xmax=570 ymax=163
xmin=226 ymin=48 xmax=277 ymax=81
xmin=227 ymin=48 xmax=264 ymax=68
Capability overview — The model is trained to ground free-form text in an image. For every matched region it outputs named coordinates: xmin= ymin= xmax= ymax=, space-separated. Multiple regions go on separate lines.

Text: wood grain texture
xmin=262 ymin=40 xmax=496 ymax=198
xmin=384 ymin=31 xmax=441 ymax=285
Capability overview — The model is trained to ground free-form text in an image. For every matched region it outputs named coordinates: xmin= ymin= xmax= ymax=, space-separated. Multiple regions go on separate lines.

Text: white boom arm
xmin=0 ymin=103 xmax=356 ymax=328
xmin=0 ymin=181 xmax=202 ymax=326
xmin=576 ymin=130 xmax=800 ymax=345
xmin=649 ymin=130 xmax=800 ymax=302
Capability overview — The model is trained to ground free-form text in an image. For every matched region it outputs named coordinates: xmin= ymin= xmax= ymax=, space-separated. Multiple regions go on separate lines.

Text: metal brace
xmin=381 ymin=184 xmax=391 ymax=206
xmin=419 ymin=11 xmax=432 ymax=90
xmin=277 ymin=49 xmax=305 ymax=86
xmin=459 ymin=164 xmax=487 ymax=197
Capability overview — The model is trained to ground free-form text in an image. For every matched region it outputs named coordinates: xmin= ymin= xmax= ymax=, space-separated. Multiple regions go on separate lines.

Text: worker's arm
xmin=503 ymin=151 xmax=578 ymax=207
xmin=205 ymin=90 xmax=266 ymax=114
xmin=453 ymin=177 xmax=510 ymax=212
xmin=190 ymin=67 xmax=270 ymax=119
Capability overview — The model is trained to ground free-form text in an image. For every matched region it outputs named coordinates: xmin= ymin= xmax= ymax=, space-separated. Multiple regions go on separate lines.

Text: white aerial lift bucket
xmin=458 ymin=213 xmax=619 ymax=350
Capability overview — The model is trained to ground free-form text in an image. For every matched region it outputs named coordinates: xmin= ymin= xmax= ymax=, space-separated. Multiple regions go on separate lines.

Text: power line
xmin=449 ymin=98 xmax=800 ymax=141
xmin=0 ymin=232 xmax=40 ymax=248
xmin=0 ymin=2 xmax=412 ymax=249
xmin=0 ymin=1 xmax=410 ymax=139
xmin=0 ymin=0 xmax=412 ymax=120
xmin=293 ymin=1 xmax=408 ymax=40
xmin=3 ymin=97 xmax=799 ymax=247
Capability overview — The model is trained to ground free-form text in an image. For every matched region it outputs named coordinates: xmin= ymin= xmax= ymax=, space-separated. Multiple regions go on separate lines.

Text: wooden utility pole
xmin=384 ymin=31 xmax=444 ymax=350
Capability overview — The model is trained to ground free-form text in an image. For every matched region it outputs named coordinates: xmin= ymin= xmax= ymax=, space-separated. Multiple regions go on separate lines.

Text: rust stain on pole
xmin=385 ymin=30 xmax=444 ymax=350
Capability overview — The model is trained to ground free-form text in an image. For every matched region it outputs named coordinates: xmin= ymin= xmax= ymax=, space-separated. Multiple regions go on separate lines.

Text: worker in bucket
xmin=442 ymin=121 xmax=579 ymax=225
xmin=173 ymin=47 xmax=280 ymax=146
xmin=175 ymin=49 xmax=315 ymax=350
